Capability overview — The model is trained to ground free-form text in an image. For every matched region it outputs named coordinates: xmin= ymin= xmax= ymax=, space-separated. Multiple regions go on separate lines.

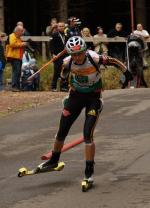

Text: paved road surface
xmin=0 ymin=88 xmax=150 ymax=208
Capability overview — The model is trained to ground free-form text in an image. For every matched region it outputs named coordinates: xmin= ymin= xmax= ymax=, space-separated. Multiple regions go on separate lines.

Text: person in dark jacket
xmin=49 ymin=21 xmax=68 ymax=91
xmin=65 ymin=17 xmax=81 ymax=39
xmin=107 ymin=22 xmax=128 ymax=62
xmin=0 ymin=37 xmax=6 ymax=91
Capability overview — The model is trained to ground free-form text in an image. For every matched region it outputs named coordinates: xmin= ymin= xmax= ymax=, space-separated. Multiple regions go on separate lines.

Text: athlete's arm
xmin=99 ymin=55 xmax=126 ymax=72
xmin=106 ymin=57 xmax=127 ymax=72
xmin=107 ymin=57 xmax=133 ymax=81
xmin=99 ymin=55 xmax=133 ymax=88
xmin=60 ymin=62 xmax=71 ymax=80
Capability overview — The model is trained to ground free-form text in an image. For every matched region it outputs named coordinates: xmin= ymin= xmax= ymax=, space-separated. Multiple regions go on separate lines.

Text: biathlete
xmin=37 ymin=36 xmax=133 ymax=188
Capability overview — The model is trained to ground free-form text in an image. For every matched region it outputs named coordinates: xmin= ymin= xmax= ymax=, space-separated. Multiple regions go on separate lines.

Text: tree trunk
xmin=59 ymin=0 xmax=68 ymax=22
xmin=0 ymin=0 xmax=4 ymax=33
xmin=135 ymin=0 xmax=147 ymax=27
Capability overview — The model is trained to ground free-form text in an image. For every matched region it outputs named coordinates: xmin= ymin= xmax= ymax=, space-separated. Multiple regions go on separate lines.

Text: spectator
xmin=0 ymin=37 xmax=6 ymax=91
xmin=45 ymin=18 xmax=58 ymax=58
xmin=107 ymin=22 xmax=128 ymax=61
xmin=65 ymin=16 xmax=81 ymax=39
xmin=0 ymin=31 xmax=7 ymax=38
xmin=6 ymin=25 xmax=27 ymax=92
xmin=133 ymin=23 xmax=149 ymax=39
xmin=49 ymin=21 xmax=68 ymax=92
xmin=21 ymin=56 xmax=40 ymax=91
xmin=133 ymin=23 xmax=150 ymax=67
xmin=16 ymin=21 xmax=35 ymax=54
xmin=16 ymin=21 xmax=30 ymax=36
xmin=46 ymin=18 xmax=58 ymax=36
xmin=81 ymin=27 xmax=94 ymax=50
xmin=94 ymin=26 xmax=108 ymax=55
xmin=124 ymin=34 xmax=148 ymax=88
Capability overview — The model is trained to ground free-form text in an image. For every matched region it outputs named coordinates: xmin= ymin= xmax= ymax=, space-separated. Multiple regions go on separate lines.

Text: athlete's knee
xmin=99 ymin=98 xmax=104 ymax=112
xmin=96 ymin=98 xmax=104 ymax=113
xmin=62 ymin=96 xmax=69 ymax=109
xmin=55 ymin=134 xmax=66 ymax=142
xmin=84 ymin=137 xmax=93 ymax=144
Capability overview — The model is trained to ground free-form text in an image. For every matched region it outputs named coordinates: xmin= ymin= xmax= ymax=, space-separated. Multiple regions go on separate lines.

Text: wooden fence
xmin=2 ymin=36 xmax=150 ymax=61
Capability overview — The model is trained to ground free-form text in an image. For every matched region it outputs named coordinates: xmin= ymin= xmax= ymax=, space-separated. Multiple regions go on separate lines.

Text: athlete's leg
xmin=42 ymin=92 xmax=83 ymax=168
xmin=84 ymin=97 xmax=103 ymax=178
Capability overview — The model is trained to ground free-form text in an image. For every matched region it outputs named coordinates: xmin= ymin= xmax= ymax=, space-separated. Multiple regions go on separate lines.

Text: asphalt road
xmin=0 ymin=88 xmax=150 ymax=208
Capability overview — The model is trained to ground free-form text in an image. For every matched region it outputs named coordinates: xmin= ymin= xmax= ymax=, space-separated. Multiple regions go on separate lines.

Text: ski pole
xmin=41 ymin=137 xmax=84 ymax=160
xmin=123 ymin=40 xmax=130 ymax=88
xmin=126 ymin=40 xmax=130 ymax=71
xmin=27 ymin=49 xmax=67 ymax=81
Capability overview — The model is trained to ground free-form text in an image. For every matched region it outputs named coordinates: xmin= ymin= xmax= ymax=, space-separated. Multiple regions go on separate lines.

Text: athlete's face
xmin=71 ymin=51 xmax=86 ymax=64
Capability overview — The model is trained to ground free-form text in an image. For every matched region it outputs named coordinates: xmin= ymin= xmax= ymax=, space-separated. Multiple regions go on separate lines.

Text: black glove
xmin=123 ymin=70 xmax=133 ymax=81
xmin=122 ymin=70 xmax=133 ymax=89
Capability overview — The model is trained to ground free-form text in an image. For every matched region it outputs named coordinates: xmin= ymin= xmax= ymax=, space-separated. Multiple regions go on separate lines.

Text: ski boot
xmin=35 ymin=151 xmax=62 ymax=174
xmin=81 ymin=177 xmax=94 ymax=192
xmin=34 ymin=161 xmax=65 ymax=174
xmin=81 ymin=160 xmax=94 ymax=192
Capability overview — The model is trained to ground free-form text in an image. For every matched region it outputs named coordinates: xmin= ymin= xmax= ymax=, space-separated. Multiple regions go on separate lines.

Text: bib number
xmin=75 ymin=75 xmax=88 ymax=84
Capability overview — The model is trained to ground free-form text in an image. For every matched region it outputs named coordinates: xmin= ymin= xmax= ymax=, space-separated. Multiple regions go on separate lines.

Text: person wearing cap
xmin=65 ymin=16 xmax=81 ymax=39
xmin=37 ymin=36 xmax=133 ymax=185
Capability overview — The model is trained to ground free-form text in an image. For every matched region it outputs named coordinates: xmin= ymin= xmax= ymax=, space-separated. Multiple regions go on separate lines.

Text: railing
xmin=83 ymin=36 xmax=150 ymax=42
xmin=2 ymin=36 xmax=150 ymax=61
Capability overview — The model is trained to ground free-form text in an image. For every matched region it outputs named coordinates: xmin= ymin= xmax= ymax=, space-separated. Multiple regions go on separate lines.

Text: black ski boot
xmin=36 ymin=151 xmax=61 ymax=173
xmin=81 ymin=160 xmax=95 ymax=192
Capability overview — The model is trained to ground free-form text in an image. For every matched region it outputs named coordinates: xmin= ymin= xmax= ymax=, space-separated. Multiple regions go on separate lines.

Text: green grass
xmin=37 ymin=57 xmax=54 ymax=91
xmin=101 ymin=67 xmax=121 ymax=89
xmin=3 ymin=56 xmax=150 ymax=90
xmin=4 ymin=57 xmax=54 ymax=91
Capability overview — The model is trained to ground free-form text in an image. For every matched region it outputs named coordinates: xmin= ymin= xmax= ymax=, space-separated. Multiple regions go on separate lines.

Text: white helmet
xmin=66 ymin=36 xmax=86 ymax=54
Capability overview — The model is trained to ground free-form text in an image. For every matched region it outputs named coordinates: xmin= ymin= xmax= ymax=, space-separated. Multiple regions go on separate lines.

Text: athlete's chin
xmin=76 ymin=61 xmax=83 ymax=64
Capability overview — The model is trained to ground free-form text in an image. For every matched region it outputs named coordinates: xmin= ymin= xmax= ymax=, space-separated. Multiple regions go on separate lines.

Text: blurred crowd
xmin=0 ymin=17 xmax=149 ymax=92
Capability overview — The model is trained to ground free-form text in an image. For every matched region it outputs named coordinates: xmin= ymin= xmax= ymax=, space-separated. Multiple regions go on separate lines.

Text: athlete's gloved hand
xmin=99 ymin=55 xmax=110 ymax=65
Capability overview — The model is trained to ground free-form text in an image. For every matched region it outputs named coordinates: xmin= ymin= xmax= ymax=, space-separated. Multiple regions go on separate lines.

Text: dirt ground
xmin=0 ymin=91 xmax=66 ymax=117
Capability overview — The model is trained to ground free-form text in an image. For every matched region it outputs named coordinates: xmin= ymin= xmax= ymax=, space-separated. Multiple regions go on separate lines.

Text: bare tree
xmin=59 ymin=0 xmax=68 ymax=22
xmin=0 ymin=0 xmax=4 ymax=33
xmin=135 ymin=0 xmax=147 ymax=27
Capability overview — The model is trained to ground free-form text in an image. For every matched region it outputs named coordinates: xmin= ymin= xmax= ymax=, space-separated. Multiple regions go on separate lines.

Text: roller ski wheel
xmin=81 ymin=177 xmax=94 ymax=192
xmin=18 ymin=161 xmax=65 ymax=177
xmin=18 ymin=167 xmax=35 ymax=177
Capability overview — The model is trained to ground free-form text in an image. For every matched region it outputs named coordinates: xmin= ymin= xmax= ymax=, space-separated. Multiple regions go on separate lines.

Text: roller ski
xmin=18 ymin=161 xmax=65 ymax=177
xmin=81 ymin=177 xmax=94 ymax=192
